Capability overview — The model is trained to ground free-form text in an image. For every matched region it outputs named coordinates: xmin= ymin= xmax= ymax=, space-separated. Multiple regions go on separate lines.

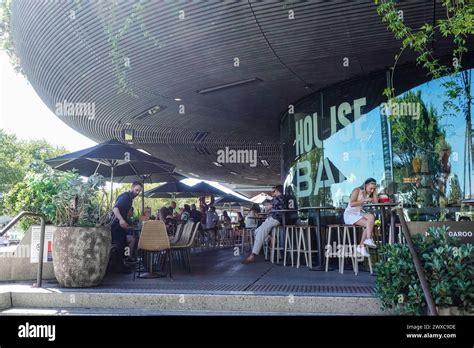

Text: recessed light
xmin=212 ymin=162 xmax=223 ymax=167
xmin=174 ymin=98 xmax=182 ymax=101
xmin=197 ymin=78 xmax=262 ymax=95
xmin=133 ymin=105 xmax=166 ymax=120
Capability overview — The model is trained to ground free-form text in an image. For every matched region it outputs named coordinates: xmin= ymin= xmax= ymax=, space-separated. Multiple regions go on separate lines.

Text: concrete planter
xmin=53 ymin=226 xmax=111 ymax=288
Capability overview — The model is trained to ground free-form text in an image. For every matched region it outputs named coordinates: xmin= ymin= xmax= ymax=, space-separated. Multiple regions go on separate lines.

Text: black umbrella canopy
xmin=144 ymin=182 xmax=200 ymax=198
xmin=144 ymin=181 xmax=229 ymax=199
xmin=191 ymin=182 xmax=228 ymax=196
xmin=214 ymin=194 xmax=252 ymax=204
xmin=44 ymin=139 xmax=175 ymax=177
xmin=115 ymin=172 xmax=186 ymax=184
xmin=45 ymin=139 xmax=176 ymax=209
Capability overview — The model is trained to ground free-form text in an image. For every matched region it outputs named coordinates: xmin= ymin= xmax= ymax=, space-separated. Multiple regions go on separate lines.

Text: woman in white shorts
xmin=344 ymin=178 xmax=379 ymax=257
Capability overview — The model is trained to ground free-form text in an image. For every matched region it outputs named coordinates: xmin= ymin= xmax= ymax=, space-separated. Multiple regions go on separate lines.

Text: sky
xmin=0 ymin=52 xmax=247 ymax=199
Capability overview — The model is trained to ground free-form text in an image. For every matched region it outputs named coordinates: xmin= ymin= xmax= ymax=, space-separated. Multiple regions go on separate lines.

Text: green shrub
xmin=375 ymin=226 xmax=473 ymax=315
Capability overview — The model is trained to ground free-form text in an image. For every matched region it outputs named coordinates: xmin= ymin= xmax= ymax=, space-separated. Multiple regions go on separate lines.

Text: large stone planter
xmin=53 ymin=226 xmax=111 ymax=288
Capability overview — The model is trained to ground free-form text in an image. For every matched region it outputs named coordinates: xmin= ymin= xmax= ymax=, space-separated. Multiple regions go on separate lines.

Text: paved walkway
xmin=79 ymin=247 xmax=375 ymax=297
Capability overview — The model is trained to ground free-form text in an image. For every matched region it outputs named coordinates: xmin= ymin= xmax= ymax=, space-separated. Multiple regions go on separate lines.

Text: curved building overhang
xmin=10 ymin=0 xmax=474 ymax=185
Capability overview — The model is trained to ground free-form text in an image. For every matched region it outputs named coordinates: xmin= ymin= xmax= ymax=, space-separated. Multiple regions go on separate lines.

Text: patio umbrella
xmin=190 ymin=182 xmax=229 ymax=197
xmin=45 ymin=139 xmax=176 ymax=208
xmin=113 ymin=172 xmax=187 ymax=214
xmin=144 ymin=182 xmax=201 ymax=199
xmin=250 ymin=193 xmax=272 ymax=204
xmin=214 ymin=194 xmax=252 ymax=205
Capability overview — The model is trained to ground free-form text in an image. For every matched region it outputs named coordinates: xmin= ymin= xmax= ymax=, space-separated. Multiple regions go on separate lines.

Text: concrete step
xmin=0 ymin=307 xmax=365 ymax=316
xmin=0 ymin=289 xmax=385 ymax=315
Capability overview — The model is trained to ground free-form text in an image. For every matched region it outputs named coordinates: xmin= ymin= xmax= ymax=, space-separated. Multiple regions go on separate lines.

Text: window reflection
xmin=282 ymin=69 xmax=473 ymax=221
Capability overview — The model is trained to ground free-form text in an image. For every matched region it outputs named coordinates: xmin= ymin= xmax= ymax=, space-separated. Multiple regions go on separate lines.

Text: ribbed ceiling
xmin=10 ymin=0 xmax=473 ymax=185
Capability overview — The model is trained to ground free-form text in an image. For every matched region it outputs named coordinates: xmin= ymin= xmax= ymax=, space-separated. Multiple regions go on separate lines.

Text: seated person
xmin=344 ymin=178 xmax=379 ymax=257
xmin=181 ymin=204 xmax=191 ymax=224
xmin=242 ymin=185 xmax=285 ymax=264
xmin=245 ymin=204 xmax=261 ymax=229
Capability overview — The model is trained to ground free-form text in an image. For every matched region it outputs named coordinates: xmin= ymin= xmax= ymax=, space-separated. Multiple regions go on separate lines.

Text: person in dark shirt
xmin=190 ymin=204 xmax=202 ymax=223
xmin=242 ymin=185 xmax=285 ymax=264
xmin=111 ymin=181 xmax=143 ymax=272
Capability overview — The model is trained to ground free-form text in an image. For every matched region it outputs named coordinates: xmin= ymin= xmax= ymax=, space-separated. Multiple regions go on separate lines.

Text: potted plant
xmin=52 ymin=173 xmax=111 ymax=287
xmin=375 ymin=226 xmax=473 ymax=315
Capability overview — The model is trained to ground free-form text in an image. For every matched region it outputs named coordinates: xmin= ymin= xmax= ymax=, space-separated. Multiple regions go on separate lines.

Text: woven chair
xmin=134 ymin=220 xmax=172 ymax=280
xmin=171 ymin=222 xmax=200 ymax=273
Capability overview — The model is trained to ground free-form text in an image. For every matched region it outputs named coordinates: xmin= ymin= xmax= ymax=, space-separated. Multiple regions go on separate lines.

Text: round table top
xmin=270 ymin=209 xmax=299 ymax=213
xmin=362 ymin=202 xmax=398 ymax=208
xmin=299 ymin=206 xmax=336 ymax=211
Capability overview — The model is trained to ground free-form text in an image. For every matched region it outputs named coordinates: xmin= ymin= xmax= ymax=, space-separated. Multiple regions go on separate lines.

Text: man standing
xmin=111 ymin=181 xmax=143 ymax=272
xmin=241 ymin=185 xmax=285 ymax=264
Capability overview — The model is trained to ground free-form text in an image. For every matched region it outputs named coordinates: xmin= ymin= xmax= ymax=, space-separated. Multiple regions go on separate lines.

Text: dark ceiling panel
xmin=10 ymin=0 xmax=474 ymax=186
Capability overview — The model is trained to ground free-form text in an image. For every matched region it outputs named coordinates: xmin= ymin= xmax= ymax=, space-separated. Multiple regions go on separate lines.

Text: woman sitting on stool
xmin=344 ymin=178 xmax=379 ymax=257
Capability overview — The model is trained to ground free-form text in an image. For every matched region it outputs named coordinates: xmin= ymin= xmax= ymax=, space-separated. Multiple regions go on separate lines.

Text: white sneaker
xmin=363 ymin=238 xmax=377 ymax=249
xmin=356 ymin=245 xmax=370 ymax=257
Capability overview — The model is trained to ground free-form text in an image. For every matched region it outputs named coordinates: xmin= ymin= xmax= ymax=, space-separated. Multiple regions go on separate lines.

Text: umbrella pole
xmin=110 ymin=166 xmax=114 ymax=210
xmin=142 ymin=178 xmax=145 ymax=216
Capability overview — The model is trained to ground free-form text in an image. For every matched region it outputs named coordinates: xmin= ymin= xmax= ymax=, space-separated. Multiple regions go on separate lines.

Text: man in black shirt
xmin=242 ymin=185 xmax=285 ymax=264
xmin=111 ymin=181 xmax=143 ymax=272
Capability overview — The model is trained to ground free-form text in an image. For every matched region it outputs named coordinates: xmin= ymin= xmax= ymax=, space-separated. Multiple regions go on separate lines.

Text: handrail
xmin=0 ymin=211 xmax=46 ymax=288
xmin=393 ymin=206 xmax=438 ymax=316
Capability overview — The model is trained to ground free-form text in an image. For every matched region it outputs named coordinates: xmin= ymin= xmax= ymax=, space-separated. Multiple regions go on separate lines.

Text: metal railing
xmin=393 ymin=206 xmax=438 ymax=316
xmin=0 ymin=211 xmax=46 ymax=288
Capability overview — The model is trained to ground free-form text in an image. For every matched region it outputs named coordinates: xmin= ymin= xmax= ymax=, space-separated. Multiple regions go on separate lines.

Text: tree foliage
xmin=0 ymin=129 xmax=67 ymax=194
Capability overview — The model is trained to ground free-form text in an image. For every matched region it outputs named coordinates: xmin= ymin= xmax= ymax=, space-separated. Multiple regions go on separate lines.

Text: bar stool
xmin=240 ymin=227 xmax=255 ymax=253
xmin=325 ymin=224 xmax=342 ymax=272
xmin=296 ymin=225 xmax=313 ymax=269
xmin=270 ymin=226 xmax=284 ymax=264
xmin=283 ymin=225 xmax=298 ymax=267
xmin=340 ymin=225 xmax=359 ymax=275
xmin=389 ymin=223 xmax=405 ymax=244
xmin=398 ymin=224 xmax=406 ymax=244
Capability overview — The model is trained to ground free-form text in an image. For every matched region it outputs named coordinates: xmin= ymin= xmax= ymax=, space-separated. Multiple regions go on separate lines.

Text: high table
xmin=299 ymin=206 xmax=337 ymax=271
xmin=362 ymin=202 xmax=398 ymax=245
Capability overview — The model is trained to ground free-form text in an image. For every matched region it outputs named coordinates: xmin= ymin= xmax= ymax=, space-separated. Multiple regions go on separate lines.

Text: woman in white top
xmin=244 ymin=204 xmax=261 ymax=229
xmin=344 ymin=178 xmax=379 ymax=257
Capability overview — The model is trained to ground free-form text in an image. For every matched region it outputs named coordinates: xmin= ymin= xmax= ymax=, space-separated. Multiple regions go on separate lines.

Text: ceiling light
xmin=188 ymin=172 xmax=200 ymax=178
xmin=230 ymin=171 xmax=239 ymax=176
xmin=133 ymin=105 xmax=166 ymax=120
xmin=174 ymin=98 xmax=182 ymax=101
xmin=212 ymin=162 xmax=223 ymax=167
xmin=123 ymin=129 xmax=134 ymax=144
xmin=244 ymin=177 xmax=259 ymax=181
xmin=197 ymin=78 xmax=262 ymax=95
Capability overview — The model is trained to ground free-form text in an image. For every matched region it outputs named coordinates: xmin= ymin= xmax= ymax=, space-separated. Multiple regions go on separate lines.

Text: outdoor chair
xmin=171 ymin=222 xmax=200 ymax=273
xmin=133 ymin=220 xmax=172 ymax=280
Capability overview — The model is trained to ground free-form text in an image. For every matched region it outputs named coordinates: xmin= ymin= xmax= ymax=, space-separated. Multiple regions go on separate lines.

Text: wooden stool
xmin=325 ymin=224 xmax=342 ymax=272
xmin=283 ymin=225 xmax=298 ymax=267
xmin=296 ymin=225 xmax=314 ymax=269
xmin=340 ymin=225 xmax=358 ymax=275
xmin=270 ymin=226 xmax=284 ymax=264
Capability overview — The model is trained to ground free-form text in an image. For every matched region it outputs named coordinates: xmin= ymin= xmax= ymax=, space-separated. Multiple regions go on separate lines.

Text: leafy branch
xmin=376 ymin=0 xmax=474 ymax=99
